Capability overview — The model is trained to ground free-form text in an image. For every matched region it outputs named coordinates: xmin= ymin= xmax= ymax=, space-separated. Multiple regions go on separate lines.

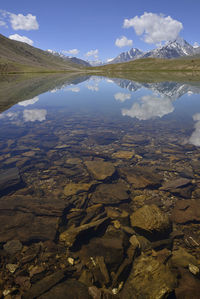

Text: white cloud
xmin=62 ymin=49 xmax=79 ymax=55
xmin=23 ymin=109 xmax=47 ymax=122
xmin=66 ymin=87 xmax=80 ymax=92
xmin=9 ymin=13 xmax=39 ymax=31
xmin=0 ymin=20 xmax=6 ymax=27
xmin=18 ymin=96 xmax=39 ymax=106
xmin=115 ymin=36 xmax=133 ymax=48
xmin=193 ymin=42 xmax=199 ymax=49
xmin=122 ymin=95 xmax=174 ymax=120
xmin=85 ymin=49 xmax=99 ymax=59
xmin=9 ymin=34 xmax=33 ymax=45
xmin=123 ymin=12 xmax=183 ymax=44
xmin=114 ymin=92 xmax=131 ymax=102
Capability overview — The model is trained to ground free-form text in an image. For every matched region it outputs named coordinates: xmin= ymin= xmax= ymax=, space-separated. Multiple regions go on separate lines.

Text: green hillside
xmin=0 ymin=34 xmax=86 ymax=73
xmin=92 ymin=57 xmax=200 ymax=81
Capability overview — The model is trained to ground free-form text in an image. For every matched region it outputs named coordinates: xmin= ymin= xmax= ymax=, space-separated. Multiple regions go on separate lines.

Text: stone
xmin=129 ymin=235 xmax=140 ymax=249
xmin=6 ymin=264 xmax=18 ymax=273
xmin=91 ymin=183 xmax=129 ymax=205
xmin=112 ymin=151 xmax=134 ymax=159
xmin=171 ymin=200 xmax=200 ymax=224
xmin=0 ymin=167 xmax=21 ymax=193
xmin=175 ymin=268 xmax=200 ymax=299
xmin=38 ymin=279 xmax=91 ymax=299
xmin=122 ymin=254 xmax=177 ymax=299
xmin=63 ymin=182 xmax=93 ymax=196
xmin=22 ymin=151 xmax=36 ymax=157
xmin=3 ymin=240 xmax=22 ymax=255
xmin=170 ymin=247 xmax=198 ymax=268
xmin=130 ymin=204 xmax=171 ymax=239
xmin=188 ymin=264 xmax=200 ymax=276
xmin=160 ymin=178 xmax=194 ymax=198
xmin=0 ymin=196 xmax=67 ymax=243
xmin=59 ymin=217 xmax=109 ymax=248
xmin=85 ymin=160 xmax=115 ymax=180
xmin=23 ymin=270 xmax=65 ymax=299
xmin=119 ymin=166 xmax=162 ymax=189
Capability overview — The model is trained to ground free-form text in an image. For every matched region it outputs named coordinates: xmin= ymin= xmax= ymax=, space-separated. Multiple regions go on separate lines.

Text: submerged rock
xmin=130 ymin=204 xmax=171 ymax=239
xmin=85 ymin=160 xmax=115 ymax=181
xmin=171 ymin=200 xmax=200 ymax=224
xmin=91 ymin=183 xmax=129 ymax=205
xmin=63 ymin=182 xmax=93 ymax=196
xmin=119 ymin=166 xmax=162 ymax=189
xmin=3 ymin=239 xmax=22 ymax=255
xmin=38 ymin=279 xmax=91 ymax=299
xmin=59 ymin=217 xmax=109 ymax=248
xmin=160 ymin=178 xmax=194 ymax=198
xmin=170 ymin=247 xmax=199 ymax=268
xmin=122 ymin=254 xmax=177 ymax=299
xmin=0 ymin=167 xmax=21 ymax=194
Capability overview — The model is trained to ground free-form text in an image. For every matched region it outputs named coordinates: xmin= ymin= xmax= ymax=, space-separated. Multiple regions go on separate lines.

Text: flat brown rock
xmin=119 ymin=166 xmax=162 ymax=189
xmin=85 ymin=160 xmax=115 ymax=180
xmin=90 ymin=183 xmax=129 ymax=205
xmin=0 ymin=196 xmax=67 ymax=243
xmin=171 ymin=200 xmax=200 ymax=224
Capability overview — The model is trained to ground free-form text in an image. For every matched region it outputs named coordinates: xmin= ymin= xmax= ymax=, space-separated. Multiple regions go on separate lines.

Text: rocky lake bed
xmin=1 ymin=76 xmax=200 ymax=298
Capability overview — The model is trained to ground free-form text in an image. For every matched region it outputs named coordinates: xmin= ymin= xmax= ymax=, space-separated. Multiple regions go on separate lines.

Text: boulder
xmin=85 ymin=160 xmax=115 ymax=181
xmin=90 ymin=183 xmax=129 ymax=205
xmin=130 ymin=204 xmax=171 ymax=239
xmin=121 ymin=254 xmax=177 ymax=299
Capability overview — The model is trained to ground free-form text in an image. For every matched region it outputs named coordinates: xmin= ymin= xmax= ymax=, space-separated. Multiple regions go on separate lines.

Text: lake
xmin=1 ymin=74 xmax=200 ymax=298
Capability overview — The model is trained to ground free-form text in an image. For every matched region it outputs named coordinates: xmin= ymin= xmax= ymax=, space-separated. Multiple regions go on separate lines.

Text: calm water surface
xmin=1 ymin=75 xmax=200 ymax=297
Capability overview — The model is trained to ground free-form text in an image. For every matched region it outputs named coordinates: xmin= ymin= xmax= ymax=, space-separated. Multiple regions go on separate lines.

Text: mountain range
xmin=109 ymin=37 xmax=200 ymax=64
xmin=112 ymin=78 xmax=200 ymax=100
xmin=46 ymin=49 xmax=90 ymax=66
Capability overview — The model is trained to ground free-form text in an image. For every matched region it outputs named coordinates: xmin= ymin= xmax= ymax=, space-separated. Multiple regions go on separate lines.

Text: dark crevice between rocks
xmin=70 ymin=218 xmax=110 ymax=252
xmin=133 ymin=226 xmax=173 ymax=243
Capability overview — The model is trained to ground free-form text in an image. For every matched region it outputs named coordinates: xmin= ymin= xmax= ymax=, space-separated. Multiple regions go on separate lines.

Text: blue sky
xmin=0 ymin=0 xmax=200 ymax=62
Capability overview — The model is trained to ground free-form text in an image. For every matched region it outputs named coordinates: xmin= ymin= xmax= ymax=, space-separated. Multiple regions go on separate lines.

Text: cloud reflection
xmin=188 ymin=113 xmax=200 ymax=146
xmin=122 ymin=95 xmax=174 ymax=120
xmin=23 ymin=109 xmax=47 ymax=122
xmin=114 ymin=92 xmax=131 ymax=102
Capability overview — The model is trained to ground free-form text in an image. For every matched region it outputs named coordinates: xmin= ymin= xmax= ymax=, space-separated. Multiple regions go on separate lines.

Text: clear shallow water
xmin=1 ymin=75 xmax=200 ymax=297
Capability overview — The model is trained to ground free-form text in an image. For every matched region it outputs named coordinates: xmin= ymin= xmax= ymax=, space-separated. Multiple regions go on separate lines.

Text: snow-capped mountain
xmin=46 ymin=49 xmax=91 ymax=66
xmin=143 ymin=37 xmax=195 ymax=59
xmin=109 ymin=37 xmax=200 ymax=64
xmin=109 ymin=48 xmax=143 ymax=64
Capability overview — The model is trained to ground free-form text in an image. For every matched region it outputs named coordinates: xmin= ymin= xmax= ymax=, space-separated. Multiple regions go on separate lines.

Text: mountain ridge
xmin=109 ymin=37 xmax=200 ymax=64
